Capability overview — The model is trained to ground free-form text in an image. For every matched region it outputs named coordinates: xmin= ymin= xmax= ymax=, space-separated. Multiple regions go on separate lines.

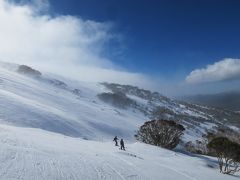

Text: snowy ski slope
xmin=0 ymin=124 xmax=239 ymax=180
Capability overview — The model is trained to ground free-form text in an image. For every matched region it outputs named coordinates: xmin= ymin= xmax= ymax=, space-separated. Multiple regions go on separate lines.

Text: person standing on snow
xmin=120 ymin=139 xmax=125 ymax=150
xmin=113 ymin=136 xmax=119 ymax=146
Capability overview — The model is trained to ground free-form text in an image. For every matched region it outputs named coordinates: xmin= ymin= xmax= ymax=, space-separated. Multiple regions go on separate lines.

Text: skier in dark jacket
xmin=113 ymin=136 xmax=118 ymax=146
xmin=120 ymin=139 xmax=125 ymax=150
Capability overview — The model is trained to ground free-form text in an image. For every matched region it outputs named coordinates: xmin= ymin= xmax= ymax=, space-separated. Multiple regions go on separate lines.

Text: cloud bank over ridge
xmin=186 ymin=58 xmax=240 ymax=84
xmin=0 ymin=0 xmax=151 ymax=87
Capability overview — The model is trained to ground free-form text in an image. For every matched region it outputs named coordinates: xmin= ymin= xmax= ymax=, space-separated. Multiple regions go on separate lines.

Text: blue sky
xmin=48 ymin=0 xmax=240 ymax=79
xmin=2 ymin=0 xmax=240 ymax=96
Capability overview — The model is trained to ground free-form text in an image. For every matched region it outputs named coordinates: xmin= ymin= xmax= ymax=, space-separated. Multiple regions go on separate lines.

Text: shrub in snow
xmin=207 ymin=137 xmax=240 ymax=175
xmin=185 ymin=140 xmax=208 ymax=155
xmin=135 ymin=120 xmax=185 ymax=150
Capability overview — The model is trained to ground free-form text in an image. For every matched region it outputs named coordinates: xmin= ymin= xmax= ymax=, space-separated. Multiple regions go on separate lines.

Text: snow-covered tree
xmin=135 ymin=120 xmax=185 ymax=150
xmin=207 ymin=137 xmax=240 ymax=175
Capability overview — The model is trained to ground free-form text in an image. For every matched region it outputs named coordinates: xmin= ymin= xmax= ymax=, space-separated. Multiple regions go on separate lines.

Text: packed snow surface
xmin=0 ymin=124 xmax=239 ymax=180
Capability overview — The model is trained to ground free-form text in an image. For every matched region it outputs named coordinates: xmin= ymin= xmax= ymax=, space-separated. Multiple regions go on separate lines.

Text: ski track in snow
xmin=0 ymin=124 xmax=239 ymax=180
xmin=152 ymin=161 xmax=197 ymax=180
xmin=0 ymin=125 xmax=146 ymax=180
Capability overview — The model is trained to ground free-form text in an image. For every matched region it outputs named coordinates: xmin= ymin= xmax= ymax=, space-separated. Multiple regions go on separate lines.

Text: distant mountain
xmin=0 ymin=62 xmax=239 ymax=144
xmin=181 ymin=92 xmax=240 ymax=111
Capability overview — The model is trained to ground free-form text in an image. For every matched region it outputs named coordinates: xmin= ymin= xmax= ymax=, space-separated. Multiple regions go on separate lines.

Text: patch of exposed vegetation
xmin=97 ymin=92 xmax=137 ymax=109
xmin=17 ymin=65 xmax=42 ymax=77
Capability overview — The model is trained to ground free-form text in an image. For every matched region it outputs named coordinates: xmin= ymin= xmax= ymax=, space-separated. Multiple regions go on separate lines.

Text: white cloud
xmin=186 ymin=58 xmax=240 ymax=84
xmin=0 ymin=0 xmax=151 ymax=87
xmin=19 ymin=0 xmax=50 ymax=12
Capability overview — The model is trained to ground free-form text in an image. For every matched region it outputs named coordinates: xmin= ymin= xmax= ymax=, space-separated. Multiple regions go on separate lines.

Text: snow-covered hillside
xmin=0 ymin=124 xmax=239 ymax=180
xmin=0 ymin=62 xmax=239 ymax=142
xmin=0 ymin=62 xmax=240 ymax=179
xmin=0 ymin=63 xmax=145 ymax=141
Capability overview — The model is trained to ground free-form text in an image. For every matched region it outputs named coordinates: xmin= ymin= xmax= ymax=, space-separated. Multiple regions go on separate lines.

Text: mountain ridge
xmin=0 ymin=62 xmax=239 ymax=143
xmin=182 ymin=91 xmax=240 ymax=111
